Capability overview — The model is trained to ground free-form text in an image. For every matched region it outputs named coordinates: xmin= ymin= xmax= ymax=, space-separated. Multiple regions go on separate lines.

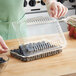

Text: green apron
xmin=0 ymin=0 xmax=26 ymax=40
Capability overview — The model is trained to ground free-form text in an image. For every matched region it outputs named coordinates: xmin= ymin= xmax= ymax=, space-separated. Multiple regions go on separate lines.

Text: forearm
xmin=43 ymin=0 xmax=56 ymax=3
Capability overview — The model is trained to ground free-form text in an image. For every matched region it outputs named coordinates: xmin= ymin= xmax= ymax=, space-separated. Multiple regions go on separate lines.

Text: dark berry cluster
xmin=18 ymin=41 xmax=53 ymax=56
xmin=10 ymin=41 xmax=62 ymax=62
xmin=25 ymin=41 xmax=53 ymax=52
xmin=0 ymin=58 xmax=6 ymax=64
xmin=12 ymin=41 xmax=54 ymax=56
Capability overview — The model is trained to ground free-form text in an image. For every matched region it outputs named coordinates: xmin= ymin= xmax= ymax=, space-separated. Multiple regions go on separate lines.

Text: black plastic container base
xmin=10 ymin=49 xmax=62 ymax=62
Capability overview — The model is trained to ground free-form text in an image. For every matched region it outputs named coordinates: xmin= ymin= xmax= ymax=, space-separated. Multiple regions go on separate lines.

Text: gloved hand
xmin=0 ymin=36 xmax=8 ymax=54
xmin=45 ymin=0 xmax=68 ymax=18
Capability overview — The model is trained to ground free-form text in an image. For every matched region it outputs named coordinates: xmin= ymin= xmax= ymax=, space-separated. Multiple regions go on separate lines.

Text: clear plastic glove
xmin=0 ymin=36 xmax=8 ymax=54
xmin=45 ymin=0 xmax=68 ymax=18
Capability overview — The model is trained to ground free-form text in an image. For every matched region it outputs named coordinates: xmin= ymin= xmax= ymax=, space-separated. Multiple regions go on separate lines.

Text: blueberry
xmin=11 ymin=49 xmax=17 ymax=52
xmin=35 ymin=41 xmax=47 ymax=51
xmin=41 ymin=41 xmax=46 ymax=49
xmin=46 ymin=42 xmax=51 ymax=48
xmin=32 ymin=43 xmax=37 ymax=51
xmin=25 ymin=44 xmax=30 ymax=50
xmin=39 ymin=43 xmax=44 ymax=50
xmin=37 ymin=46 xmax=40 ymax=51
xmin=28 ymin=48 xmax=34 ymax=52
xmin=40 ymin=44 xmax=43 ymax=50
xmin=45 ymin=43 xmax=49 ymax=49
xmin=36 ymin=42 xmax=41 ymax=50
xmin=0 ymin=58 xmax=6 ymax=63
xmin=28 ymin=43 xmax=33 ymax=48
xmin=45 ymin=43 xmax=48 ymax=48
xmin=43 ymin=43 xmax=47 ymax=49
xmin=19 ymin=45 xmax=26 ymax=51
xmin=33 ymin=46 xmax=36 ymax=51
xmin=19 ymin=45 xmax=28 ymax=56
xmin=11 ymin=50 xmax=14 ymax=52
xmin=39 ymin=43 xmax=43 ymax=50
xmin=26 ymin=43 xmax=34 ymax=52
xmin=15 ymin=49 xmax=21 ymax=54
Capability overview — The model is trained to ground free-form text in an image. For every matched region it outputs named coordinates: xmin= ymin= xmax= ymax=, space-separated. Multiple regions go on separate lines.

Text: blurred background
xmin=23 ymin=0 xmax=76 ymax=37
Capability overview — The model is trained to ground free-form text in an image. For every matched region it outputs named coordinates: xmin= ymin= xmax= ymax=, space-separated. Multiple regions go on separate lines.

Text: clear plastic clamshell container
xmin=10 ymin=16 xmax=67 ymax=62
xmin=67 ymin=15 xmax=76 ymax=27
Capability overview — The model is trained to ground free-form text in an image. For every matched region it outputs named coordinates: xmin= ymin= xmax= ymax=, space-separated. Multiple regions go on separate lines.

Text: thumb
xmin=0 ymin=36 xmax=8 ymax=49
xmin=0 ymin=47 xmax=7 ymax=54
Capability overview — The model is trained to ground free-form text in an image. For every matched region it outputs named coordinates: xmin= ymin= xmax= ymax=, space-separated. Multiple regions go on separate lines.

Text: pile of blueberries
xmin=10 ymin=41 xmax=62 ymax=61
xmin=11 ymin=41 xmax=54 ymax=56
xmin=0 ymin=58 xmax=6 ymax=64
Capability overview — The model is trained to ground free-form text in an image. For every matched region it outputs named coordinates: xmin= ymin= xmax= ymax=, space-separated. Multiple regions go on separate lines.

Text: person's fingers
xmin=58 ymin=5 xmax=68 ymax=18
xmin=50 ymin=10 xmax=55 ymax=17
xmin=0 ymin=47 xmax=7 ymax=54
xmin=0 ymin=36 xmax=8 ymax=49
xmin=62 ymin=7 xmax=68 ymax=16
xmin=50 ymin=11 xmax=53 ymax=17
xmin=0 ymin=50 xmax=7 ymax=54
xmin=58 ymin=5 xmax=65 ymax=18
xmin=53 ymin=5 xmax=58 ymax=18
xmin=61 ymin=6 xmax=66 ymax=17
xmin=50 ymin=2 xmax=58 ymax=17
xmin=57 ymin=4 xmax=62 ymax=18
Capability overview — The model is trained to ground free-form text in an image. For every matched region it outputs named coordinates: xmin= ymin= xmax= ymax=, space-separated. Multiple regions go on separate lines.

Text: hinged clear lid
xmin=12 ymin=16 xmax=67 ymax=49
